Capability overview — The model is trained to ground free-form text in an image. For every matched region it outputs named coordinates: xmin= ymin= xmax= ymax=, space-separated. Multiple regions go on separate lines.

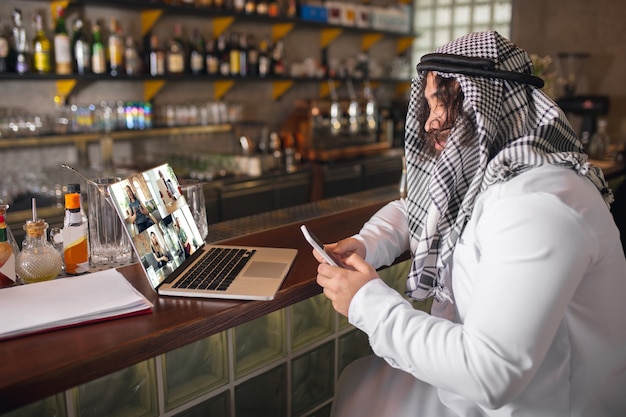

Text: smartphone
xmin=300 ymin=225 xmax=341 ymax=267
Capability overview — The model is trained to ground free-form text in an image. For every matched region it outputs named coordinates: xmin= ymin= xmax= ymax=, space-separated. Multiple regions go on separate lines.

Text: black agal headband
xmin=416 ymin=53 xmax=545 ymax=88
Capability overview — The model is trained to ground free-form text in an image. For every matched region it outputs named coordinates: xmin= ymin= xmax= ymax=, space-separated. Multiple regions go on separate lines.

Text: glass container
xmin=16 ymin=219 xmax=63 ymax=283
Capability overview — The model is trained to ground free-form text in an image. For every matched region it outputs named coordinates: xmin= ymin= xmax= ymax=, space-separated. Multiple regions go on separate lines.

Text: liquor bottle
xmin=53 ymin=6 xmax=72 ymax=74
xmin=258 ymin=37 xmax=270 ymax=77
xmin=166 ymin=23 xmax=186 ymax=74
xmin=189 ymin=28 xmax=205 ymax=75
xmin=62 ymin=184 xmax=89 ymax=275
xmin=267 ymin=0 xmax=280 ymax=17
xmin=205 ymin=37 xmax=219 ymax=75
xmin=124 ymin=36 xmax=141 ymax=75
xmin=246 ymin=34 xmax=259 ymax=76
xmin=0 ymin=16 xmax=9 ymax=73
xmin=91 ymin=22 xmax=106 ymax=74
xmin=71 ymin=17 xmax=90 ymax=74
xmin=234 ymin=0 xmax=246 ymax=13
xmin=244 ymin=0 xmax=256 ymax=14
xmin=270 ymin=39 xmax=285 ymax=75
xmin=107 ymin=18 xmax=124 ymax=76
xmin=229 ymin=32 xmax=240 ymax=76
xmin=0 ymin=214 xmax=16 ymax=285
xmin=256 ymin=0 xmax=269 ymax=15
xmin=11 ymin=8 xmax=29 ymax=74
xmin=32 ymin=13 xmax=52 ymax=73
xmin=238 ymin=33 xmax=247 ymax=77
xmin=216 ymin=34 xmax=230 ymax=76
xmin=148 ymin=34 xmax=165 ymax=76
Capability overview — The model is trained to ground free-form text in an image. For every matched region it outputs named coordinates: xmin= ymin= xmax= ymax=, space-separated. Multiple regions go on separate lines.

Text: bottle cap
xmin=65 ymin=193 xmax=81 ymax=209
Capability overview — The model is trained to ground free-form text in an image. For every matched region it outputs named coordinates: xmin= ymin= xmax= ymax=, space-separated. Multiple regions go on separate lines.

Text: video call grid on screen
xmin=108 ymin=164 xmax=204 ymax=289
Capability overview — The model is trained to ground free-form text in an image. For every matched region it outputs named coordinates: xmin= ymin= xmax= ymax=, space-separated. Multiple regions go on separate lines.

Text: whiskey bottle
xmin=11 ymin=8 xmax=29 ymax=74
xmin=32 ymin=13 xmax=52 ymax=73
xmin=189 ymin=28 xmax=205 ymax=75
xmin=166 ymin=23 xmax=186 ymax=74
xmin=205 ymin=37 xmax=219 ymax=75
xmin=91 ymin=22 xmax=106 ymax=74
xmin=71 ymin=17 xmax=90 ymax=74
xmin=53 ymin=6 xmax=72 ymax=74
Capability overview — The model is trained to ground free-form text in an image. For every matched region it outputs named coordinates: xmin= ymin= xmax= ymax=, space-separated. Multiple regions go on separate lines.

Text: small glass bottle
xmin=62 ymin=184 xmax=89 ymax=275
xmin=16 ymin=218 xmax=63 ymax=283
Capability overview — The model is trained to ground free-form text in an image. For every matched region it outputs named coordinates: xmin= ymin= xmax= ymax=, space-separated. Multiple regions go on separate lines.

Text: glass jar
xmin=16 ymin=219 xmax=62 ymax=283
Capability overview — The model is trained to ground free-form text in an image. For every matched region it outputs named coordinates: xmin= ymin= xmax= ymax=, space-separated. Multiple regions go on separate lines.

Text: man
xmin=314 ymin=31 xmax=626 ymax=416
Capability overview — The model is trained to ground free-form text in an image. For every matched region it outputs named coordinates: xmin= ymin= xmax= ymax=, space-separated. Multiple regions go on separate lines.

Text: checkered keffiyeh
xmin=404 ymin=31 xmax=612 ymax=302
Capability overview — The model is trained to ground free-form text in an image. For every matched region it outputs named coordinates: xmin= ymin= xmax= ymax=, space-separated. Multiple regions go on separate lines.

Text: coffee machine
xmin=555 ymin=52 xmax=610 ymax=150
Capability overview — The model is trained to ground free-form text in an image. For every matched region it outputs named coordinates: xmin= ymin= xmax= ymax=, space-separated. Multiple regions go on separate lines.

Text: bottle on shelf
xmin=148 ymin=34 xmax=165 ymax=76
xmin=256 ymin=0 xmax=269 ymax=15
xmin=71 ymin=17 xmax=91 ymax=74
xmin=267 ymin=0 xmax=280 ymax=17
xmin=124 ymin=35 xmax=142 ymax=75
xmin=189 ymin=28 xmax=205 ymax=75
xmin=270 ymin=39 xmax=285 ymax=75
xmin=258 ymin=37 xmax=270 ymax=77
xmin=53 ymin=6 xmax=72 ymax=75
xmin=234 ymin=0 xmax=246 ymax=13
xmin=0 ymin=213 xmax=16 ymax=286
xmin=32 ymin=13 xmax=52 ymax=74
xmin=244 ymin=0 xmax=256 ymax=15
xmin=62 ymin=184 xmax=89 ymax=275
xmin=238 ymin=33 xmax=248 ymax=77
xmin=216 ymin=34 xmax=230 ymax=76
xmin=91 ymin=21 xmax=106 ymax=74
xmin=229 ymin=32 xmax=241 ymax=76
xmin=0 ymin=16 xmax=10 ymax=73
xmin=11 ymin=8 xmax=29 ymax=74
xmin=246 ymin=34 xmax=259 ymax=76
xmin=196 ymin=0 xmax=214 ymax=7
xmin=16 ymin=198 xmax=63 ymax=284
xmin=166 ymin=23 xmax=186 ymax=74
xmin=205 ymin=37 xmax=219 ymax=75
xmin=107 ymin=18 xmax=124 ymax=76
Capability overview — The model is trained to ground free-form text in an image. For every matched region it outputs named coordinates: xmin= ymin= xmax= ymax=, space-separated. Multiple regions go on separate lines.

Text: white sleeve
xmin=353 ymin=199 xmax=410 ymax=268
xmin=348 ymin=192 xmax=594 ymax=408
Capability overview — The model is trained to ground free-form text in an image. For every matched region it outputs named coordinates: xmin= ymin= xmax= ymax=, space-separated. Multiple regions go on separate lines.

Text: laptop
xmin=107 ymin=163 xmax=297 ymax=301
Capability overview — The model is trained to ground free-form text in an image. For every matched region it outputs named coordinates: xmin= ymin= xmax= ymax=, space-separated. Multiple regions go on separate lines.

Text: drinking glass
xmin=87 ymin=178 xmax=133 ymax=267
xmin=179 ymin=179 xmax=208 ymax=241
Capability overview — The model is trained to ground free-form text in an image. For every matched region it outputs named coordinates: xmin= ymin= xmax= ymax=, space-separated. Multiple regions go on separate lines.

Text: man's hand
xmin=316 ymin=253 xmax=378 ymax=317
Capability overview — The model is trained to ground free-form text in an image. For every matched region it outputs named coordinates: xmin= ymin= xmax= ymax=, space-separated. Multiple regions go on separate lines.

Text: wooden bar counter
xmin=0 ymin=187 xmax=400 ymax=414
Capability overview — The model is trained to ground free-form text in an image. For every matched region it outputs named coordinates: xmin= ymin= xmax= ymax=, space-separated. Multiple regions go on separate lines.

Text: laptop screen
xmin=108 ymin=164 xmax=205 ymax=289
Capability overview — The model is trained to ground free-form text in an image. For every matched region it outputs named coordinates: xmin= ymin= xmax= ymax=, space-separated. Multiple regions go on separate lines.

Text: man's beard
xmin=421 ymin=130 xmax=447 ymax=159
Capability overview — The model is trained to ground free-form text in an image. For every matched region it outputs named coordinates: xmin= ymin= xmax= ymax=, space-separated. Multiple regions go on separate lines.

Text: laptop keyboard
xmin=174 ymin=247 xmax=255 ymax=291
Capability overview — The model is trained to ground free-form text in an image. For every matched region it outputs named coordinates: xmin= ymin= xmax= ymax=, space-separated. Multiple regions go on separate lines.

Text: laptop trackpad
xmin=243 ymin=261 xmax=286 ymax=278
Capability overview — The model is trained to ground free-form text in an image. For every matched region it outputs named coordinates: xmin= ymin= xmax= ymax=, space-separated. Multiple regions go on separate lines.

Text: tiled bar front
xmin=3 ymin=261 xmax=411 ymax=417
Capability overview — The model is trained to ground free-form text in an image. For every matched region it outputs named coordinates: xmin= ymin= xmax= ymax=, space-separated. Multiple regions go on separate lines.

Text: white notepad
xmin=0 ymin=269 xmax=152 ymax=340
